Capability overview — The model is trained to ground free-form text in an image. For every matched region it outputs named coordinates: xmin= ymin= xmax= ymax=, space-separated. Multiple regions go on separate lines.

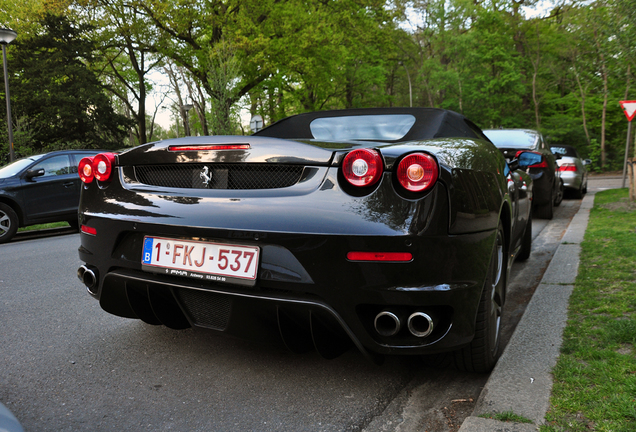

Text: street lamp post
xmin=0 ymin=28 xmax=17 ymax=162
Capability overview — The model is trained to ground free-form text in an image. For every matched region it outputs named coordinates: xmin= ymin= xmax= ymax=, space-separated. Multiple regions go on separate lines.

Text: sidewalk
xmin=458 ymin=176 xmax=624 ymax=431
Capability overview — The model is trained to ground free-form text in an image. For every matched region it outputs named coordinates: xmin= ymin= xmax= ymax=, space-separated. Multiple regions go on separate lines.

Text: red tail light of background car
xmin=79 ymin=153 xmax=117 ymax=184
xmin=558 ymin=163 xmax=577 ymax=172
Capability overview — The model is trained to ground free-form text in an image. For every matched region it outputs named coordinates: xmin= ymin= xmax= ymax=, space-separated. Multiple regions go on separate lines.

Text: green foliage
xmin=246 ymin=0 xmax=400 ymax=123
xmin=1 ymin=13 xmax=131 ymax=155
xmin=0 ymin=0 xmax=633 ymax=162
xmin=207 ymin=38 xmax=242 ymax=135
xmin=543 ymin=189 xmax=636 ymax=431
xmin=0 ymin=117 xmax=36 ymax=164
xmin=395 ymin=0 xmax=633 ymax=170
xmin=588 ymin=139 xmax=603 ymax=173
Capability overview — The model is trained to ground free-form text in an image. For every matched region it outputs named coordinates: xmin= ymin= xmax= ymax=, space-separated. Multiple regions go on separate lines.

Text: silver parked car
xmin=550 ymin=145 xmax=590 ymax=198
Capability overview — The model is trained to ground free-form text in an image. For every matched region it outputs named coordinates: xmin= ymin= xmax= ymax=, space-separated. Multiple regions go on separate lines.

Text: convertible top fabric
xmin=254 ymin=108 xmax=488 ymax=142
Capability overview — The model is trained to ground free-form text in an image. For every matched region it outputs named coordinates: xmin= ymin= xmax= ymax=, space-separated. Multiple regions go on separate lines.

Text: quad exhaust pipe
xmin=374 ymin=311 xmax=401 ymax=337
xmin=374 ymin=310 xmax=435 ymax=338
xmin=407 ymin=312 xmax=434 ymax=338
xmin=77 ymin=265 xmax=98 ymax=295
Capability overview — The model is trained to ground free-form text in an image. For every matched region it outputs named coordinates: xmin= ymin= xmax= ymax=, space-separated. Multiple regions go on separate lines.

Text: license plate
xmin=141 ymin=236 xmax=259 ymax=286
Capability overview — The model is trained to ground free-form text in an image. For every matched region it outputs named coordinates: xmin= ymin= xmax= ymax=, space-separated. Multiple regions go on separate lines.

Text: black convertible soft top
xmin=254 ymin=107 xmax=489 ymax=143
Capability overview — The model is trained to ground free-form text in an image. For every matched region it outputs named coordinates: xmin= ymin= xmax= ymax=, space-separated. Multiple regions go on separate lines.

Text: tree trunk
xmin=594 ymin=29 xmax=608 ymax=168
xmin=531 ymin=23 xmax=541 ymax=130
xmin=574 ymin=68 xmax=591 ymax=146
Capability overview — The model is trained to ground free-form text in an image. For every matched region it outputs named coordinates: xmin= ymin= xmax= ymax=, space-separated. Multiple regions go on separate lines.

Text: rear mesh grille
xmin=176 ymin=288 xmax=232 ymax=331
xmin=134 ymin=163 xmax=304 ymax=189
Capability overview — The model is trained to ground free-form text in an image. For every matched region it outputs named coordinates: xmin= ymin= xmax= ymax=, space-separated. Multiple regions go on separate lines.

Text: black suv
xmin=483 ymin=129 xmax=563 ymax=219
xmin=0 ymin=150 xmax=101 ymax=243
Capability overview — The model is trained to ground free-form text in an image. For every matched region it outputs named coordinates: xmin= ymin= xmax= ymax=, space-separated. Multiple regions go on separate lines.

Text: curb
xmin=457 ymin=192 xmax=597 ymax=431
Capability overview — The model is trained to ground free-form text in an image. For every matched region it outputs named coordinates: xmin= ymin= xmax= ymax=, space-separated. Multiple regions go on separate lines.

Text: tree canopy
xmin=0 ymin=0 xmax=633 ymax=170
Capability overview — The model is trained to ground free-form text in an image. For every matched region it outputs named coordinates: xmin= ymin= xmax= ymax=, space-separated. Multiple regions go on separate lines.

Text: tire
xmin=0 ymin=203 xmax=19 ymax=244
xmin=516 ymin=211 xmax=532 ymax=262
xmin=534 ymin=200 xmax=553 ymax=219
xmin=554 ymin=179 xmax=564 ymax=207
xmin=453 ymin=223 xmax=505 ymax=373
xmin=572 ymin=183 xmax=583 ymax=199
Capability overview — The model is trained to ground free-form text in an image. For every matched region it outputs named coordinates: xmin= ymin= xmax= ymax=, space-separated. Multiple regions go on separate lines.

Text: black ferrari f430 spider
xmin=76 ymin=108 xmax=537 ymax=372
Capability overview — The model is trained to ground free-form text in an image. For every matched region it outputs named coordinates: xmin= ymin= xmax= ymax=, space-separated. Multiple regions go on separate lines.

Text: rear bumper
xmin=78 ymin=215 xmax=495 ymax=357
xmin=560 ymin=171 xmax=583 ymax=190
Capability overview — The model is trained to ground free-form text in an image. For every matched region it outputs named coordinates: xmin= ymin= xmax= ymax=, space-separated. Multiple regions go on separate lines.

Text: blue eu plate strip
xmin=142 ymin=237 xmax=154 ymax=264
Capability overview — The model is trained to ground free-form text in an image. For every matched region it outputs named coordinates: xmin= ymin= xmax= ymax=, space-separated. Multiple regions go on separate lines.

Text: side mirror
xmin=25 ymin=168 xmax=45 ymax=180
xmin=583 ymin=159 xmax=591 ymax=165
xmin=516 ymin=151 xmax=543 ymax=169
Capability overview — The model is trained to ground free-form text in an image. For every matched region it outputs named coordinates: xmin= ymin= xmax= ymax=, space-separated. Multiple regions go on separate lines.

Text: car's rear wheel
xmin=453 ymin=223 xmax=505 ymax=373
xmin=554 ymin=179 xmax=564 ymax=206
xmin=534 ymin=184 xmax=554 ymax=219
xmin=0 ymin=203 xmax=18 ymax=244
xmin=516 ymin=211 xmax=532 ymax=261
xmin=534 ymin=199 xmax=553 ymax=219
xmin=573 ymin=177 xmax=587 ymax=199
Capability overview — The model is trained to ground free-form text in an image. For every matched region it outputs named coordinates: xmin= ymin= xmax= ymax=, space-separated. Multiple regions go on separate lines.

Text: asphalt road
xmin=0 ymin=196 xmax=582 ymax=432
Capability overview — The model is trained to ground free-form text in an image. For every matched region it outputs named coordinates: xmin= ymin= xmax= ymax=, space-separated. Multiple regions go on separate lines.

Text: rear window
xmin=551 ymin=146 xmax=578 ymax=157
xmin=483 ymin=130 xmax=539 ymax=149
xmin=309 ymin=114 xmax=416 ymax=141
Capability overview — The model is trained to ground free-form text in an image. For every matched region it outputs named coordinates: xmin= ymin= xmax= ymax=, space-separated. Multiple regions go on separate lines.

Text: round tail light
xmin=342 ymin=149 xmax=384 ymax=187
xmin=396 ymin=153 xmax=438 ymax=192
xmin=93 ymin=153 xmax=117 ymax=182
xmin=78 ymin=157 xmax=95 ymax=183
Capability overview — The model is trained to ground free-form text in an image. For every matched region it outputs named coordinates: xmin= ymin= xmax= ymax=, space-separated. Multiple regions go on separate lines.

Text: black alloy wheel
xmin=453 ymin=223 xmax=505 ymax=372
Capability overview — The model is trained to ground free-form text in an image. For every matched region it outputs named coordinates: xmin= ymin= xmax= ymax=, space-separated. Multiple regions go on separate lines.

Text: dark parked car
xmin=76 ymin=108 xmax=535 ymax=372
xmin=0 ymin=150 xmax=102 ymax=244
xmin=483 ymin=129 xmax=563 ymax=219
xmin=550 ymin=145 xmax=590 ymax=198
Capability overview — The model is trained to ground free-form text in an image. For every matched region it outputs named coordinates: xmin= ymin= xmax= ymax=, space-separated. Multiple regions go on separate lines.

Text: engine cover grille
xmin=134 ymin=163 xmax=304 ymax=189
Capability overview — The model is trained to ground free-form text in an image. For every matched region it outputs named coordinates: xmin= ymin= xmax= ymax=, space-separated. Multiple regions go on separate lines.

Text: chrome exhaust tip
xmin=78 ymin=265 xmax=98 ymax=295
xmin=77 ymin=265 xmax=87 ymax=282
xmin=407 ymin=312 xmax=434 ymax=338
xmin=374 ymin=311 xmax=401 ymax=337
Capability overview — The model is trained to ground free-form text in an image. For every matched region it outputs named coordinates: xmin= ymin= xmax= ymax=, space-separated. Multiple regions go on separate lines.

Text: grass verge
xmin=480 ymin=411 xmax=533 ymax=423
xmin=542 ymin=188 xmax=636 ymax=431
xmin=17 ymin=221 xmax=70 ymax=232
